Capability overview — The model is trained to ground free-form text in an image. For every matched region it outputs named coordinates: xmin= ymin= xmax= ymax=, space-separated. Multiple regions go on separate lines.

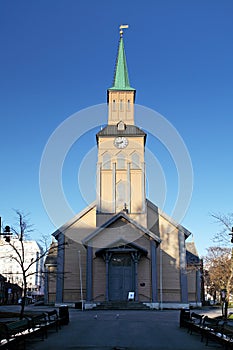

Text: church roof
xmin=146 ymin=199 xmax=192 ymax=239
xmin=186 ymin=242 xmax=201 ymax=265
xmin=96 ymin=124 xmax=146 ymax=138
xmin=82 ymin=211 xmax=161 ymax=246
xmin=108 ymin=36 xmax=135 ymax=91
xmin=52 ymin=202 xmax=96 ymax=239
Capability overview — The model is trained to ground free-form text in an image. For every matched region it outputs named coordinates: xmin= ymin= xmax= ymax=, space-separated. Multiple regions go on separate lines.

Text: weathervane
xmin=119 ymin=24 xmax=129 ymax=37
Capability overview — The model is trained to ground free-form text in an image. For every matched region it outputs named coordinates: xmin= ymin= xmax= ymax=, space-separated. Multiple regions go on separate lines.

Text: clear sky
xmin=0 ymin=0 xmax=233 ymax=257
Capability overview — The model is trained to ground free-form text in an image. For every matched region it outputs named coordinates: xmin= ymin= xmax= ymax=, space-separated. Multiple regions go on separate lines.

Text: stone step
xmin=93 ymin=301 xmax=150 ymax=310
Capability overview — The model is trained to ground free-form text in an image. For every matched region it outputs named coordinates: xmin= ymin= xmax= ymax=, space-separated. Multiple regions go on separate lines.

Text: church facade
xmin=47 ymin=31 xmax=202 ymax=309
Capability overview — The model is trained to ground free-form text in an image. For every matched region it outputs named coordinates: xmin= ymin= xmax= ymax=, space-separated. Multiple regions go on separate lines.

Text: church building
xmin=46 ymin=29 xmax=202 ymax=309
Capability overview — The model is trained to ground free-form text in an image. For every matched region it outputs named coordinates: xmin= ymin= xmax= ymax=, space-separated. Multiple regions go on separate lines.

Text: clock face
xmin=114 ymin=136 xmax=128 ymax=149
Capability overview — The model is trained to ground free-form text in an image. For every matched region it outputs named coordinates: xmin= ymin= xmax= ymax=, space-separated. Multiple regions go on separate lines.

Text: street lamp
xmin=0 ymin=217 xmax=12 ymax=241
xmin=229 ymin=227 xmax=233 ymax=243
xmin=224 ymin=227 xmax=233 ymax=319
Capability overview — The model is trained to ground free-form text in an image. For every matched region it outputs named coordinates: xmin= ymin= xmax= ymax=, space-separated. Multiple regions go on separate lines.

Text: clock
xmin=114 ymin=136 xmax=128 ymax=149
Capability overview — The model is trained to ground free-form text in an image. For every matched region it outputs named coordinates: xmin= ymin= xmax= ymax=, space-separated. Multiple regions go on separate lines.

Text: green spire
xmin=109 ymin=35 xmax=135 ymax=91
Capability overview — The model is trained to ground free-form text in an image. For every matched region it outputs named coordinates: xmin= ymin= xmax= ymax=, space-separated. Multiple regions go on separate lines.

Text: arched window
xmin=112 ymin=100 xmax=116 ymax=111
xmin=131 ymin=153 xmax=140 ymax=169
xmin=120 ymin=100 xmax=123 ymax=111
xmin=102 ymin=152 xmax=111 ymax=169
xmin=117 ymin=153 xmax=125 ymax=169
xmin=127 ymin=99 xmax=130 ymax=111
xmin=116 ymin=181 xmax=126 ymax=210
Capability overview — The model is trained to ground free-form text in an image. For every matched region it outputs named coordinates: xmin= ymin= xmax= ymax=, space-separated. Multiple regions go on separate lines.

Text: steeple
xmin=109 ymin=34 xmax=135 ymax=91
xmin=107 ymin=25 xmax=136 ymax=125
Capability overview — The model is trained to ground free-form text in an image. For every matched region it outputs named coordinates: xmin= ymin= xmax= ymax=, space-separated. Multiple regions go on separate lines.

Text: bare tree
xmin=212 ymin=212 xmax=233 ymax=246
xmin=202 ymin=213 xmax=233 ymax=317
xmin=0 ymin=211 xmax=64 ymax=319
xmin=203 ymin=246 xmax=231 ymax=300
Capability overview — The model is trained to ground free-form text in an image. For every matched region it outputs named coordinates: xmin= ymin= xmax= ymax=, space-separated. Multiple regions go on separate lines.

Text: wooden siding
xmin=92 ymin=257 xmax=106 ymax=301
xmin=63 ymin=238 xmax=87 ymax=302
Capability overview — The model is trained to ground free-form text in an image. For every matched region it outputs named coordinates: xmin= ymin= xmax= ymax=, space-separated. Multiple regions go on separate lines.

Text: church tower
xmin=96 ymin=27 xmax=147 ymax=226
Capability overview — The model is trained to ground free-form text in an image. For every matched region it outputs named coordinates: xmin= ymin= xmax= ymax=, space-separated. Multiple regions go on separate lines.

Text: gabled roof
xmin=52 ymin=201 xmax=96 ymax=239
xmin=186 ymin=242 xmax=201 ymax=265
xmin=82 ymin=211 xmax=161 ymax=246
xmin=96 ymin=124 xmax=146 ymax=139
xmin=146 ymin=199 xmax=192 ymax=239
xmin=108 ymin=36 xmax=135 ymax=91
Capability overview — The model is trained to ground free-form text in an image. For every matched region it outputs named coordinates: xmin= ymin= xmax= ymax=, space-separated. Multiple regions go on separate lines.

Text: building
xmin=44 ymin=241 xmax=57 ymax=304
xmin=47 ymin=30 xmax=201 ymax=309
xmin=0 ymin=274 xmax=6 ymax=304
xmin=0 ymin=237 xmax=44 ymax=298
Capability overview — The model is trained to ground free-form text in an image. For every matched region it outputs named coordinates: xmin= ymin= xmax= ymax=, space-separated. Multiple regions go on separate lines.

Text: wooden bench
xmin=28 ymin=313 xmax=48 ymax=340
xmin=205 ymin=321 xmax=233 ymax=348
xmin=0 ymin=309 xmax=63 ymax=349
xmin=187 ymin=312 xmax=204 ymax=335
xmin=46 ymin=310 xmax=60 ymax=332
xmin=201 ymin=315 xmax=221 ymax=340
xmin=0 ymin=319 xmax=30 ymax=349
xmin=26 ymin=310 xmax=60 ymax=339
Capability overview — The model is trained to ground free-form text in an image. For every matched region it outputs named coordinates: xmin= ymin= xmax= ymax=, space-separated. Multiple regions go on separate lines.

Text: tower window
xmin=116 ymin=181 xmax=126 ymax=210
xmin=103 ymin=152 xmax=111 ymax=169
xmin=117 ymin=153 xmax=125 ymax=169
xmin=131 ymin=153 xmax=140 ymax=169
xmin=117 ymin=121 xmax=126 ymax=131
xmin=112 ymin=100 xmax=116 ymax=111
xmin=127 ymin=100 xmax=130 ymax=111
xmin=120 ymin=100 xmax=123 ymax=111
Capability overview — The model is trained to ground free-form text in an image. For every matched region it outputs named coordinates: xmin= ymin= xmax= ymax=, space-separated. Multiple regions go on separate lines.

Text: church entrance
xmin=109 ymin=253 xmax=134 ymax=301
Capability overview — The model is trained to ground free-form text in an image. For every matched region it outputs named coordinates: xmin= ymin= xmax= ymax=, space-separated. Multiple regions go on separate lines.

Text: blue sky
xmin=0 ymin=0 xmax=233 ymax=257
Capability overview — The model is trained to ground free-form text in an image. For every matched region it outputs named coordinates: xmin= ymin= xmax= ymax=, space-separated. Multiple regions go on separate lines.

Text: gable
xmin=52 ymin=203 xmax=96 ymax=243
xmin=146 ymin=199 xmax=192 ymax=239
xmin=83 ymin=212 xmax=161 ymax=250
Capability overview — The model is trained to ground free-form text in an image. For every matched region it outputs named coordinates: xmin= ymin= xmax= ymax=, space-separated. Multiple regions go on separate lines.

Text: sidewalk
xmin=26 ymin=308 xmax=224 ymax=350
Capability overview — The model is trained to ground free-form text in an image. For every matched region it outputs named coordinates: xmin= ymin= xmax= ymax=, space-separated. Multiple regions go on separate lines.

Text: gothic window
xmin=131 ymin=152 xmax=140 ymax=169
xmin=117 ymin=153 xmax=125 ymax=169
xmin=127 ymin=99 xmax=130 ymax=111
xmin=116 ymin=181 xmax=126 ymax=209
xmin=120 ymin=99 xmax=123 ymax=111
xmin=102 ymin=152 xmax=111 ymax=169
xmin=112 ymin=100 xmax=116 ymax=111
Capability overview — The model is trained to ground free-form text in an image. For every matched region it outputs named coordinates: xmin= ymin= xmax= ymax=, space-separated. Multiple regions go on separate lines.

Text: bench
xmin=201 ymin=315 xmax=221 ymax=342
xmin=45 ymin=310 xmax=61 ymax=332
xmin=26 ymin=310 xmax=60 ymax=339
xmin=0 ymin=309 xmax=63 ymax=349
xmin=186 ymin=312 xmax=204 ymax=335
xmin=205 ymin=321 xmax=233 ymax=348
xmin=0 ymin=319 xmax=30 ymax=349
xmin=28 ymin=313 xmax=48 ymax=340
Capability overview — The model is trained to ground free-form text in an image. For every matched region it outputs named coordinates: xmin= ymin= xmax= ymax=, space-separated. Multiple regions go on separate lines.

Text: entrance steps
xmin=93 ymin=301 xmax=151 ymax=310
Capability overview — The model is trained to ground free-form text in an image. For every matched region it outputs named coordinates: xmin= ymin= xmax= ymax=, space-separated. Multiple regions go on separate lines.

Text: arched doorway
xmin=109 ymin=253 xmax=134 ymax=301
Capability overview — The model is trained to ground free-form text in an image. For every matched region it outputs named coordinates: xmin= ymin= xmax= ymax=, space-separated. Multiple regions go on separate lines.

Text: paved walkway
xmin=24 ymin=307 xmax=223 ymax=350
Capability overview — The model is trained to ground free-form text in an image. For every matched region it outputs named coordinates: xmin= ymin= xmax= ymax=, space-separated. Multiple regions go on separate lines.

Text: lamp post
xmin=226 ymin=227 xmax=233 ymax=319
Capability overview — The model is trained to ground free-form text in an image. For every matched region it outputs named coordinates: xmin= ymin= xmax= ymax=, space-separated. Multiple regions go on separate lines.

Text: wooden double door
xmin=109 ymin=253 xmax=134 ymax=301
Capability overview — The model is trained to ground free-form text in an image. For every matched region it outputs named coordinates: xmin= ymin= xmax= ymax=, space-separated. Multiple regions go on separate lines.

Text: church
xmin=45 ymin=28 xmax=202 ymax=309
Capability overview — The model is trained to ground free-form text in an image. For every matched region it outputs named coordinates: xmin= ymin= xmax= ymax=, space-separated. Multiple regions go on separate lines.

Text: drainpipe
xmin=160 ymin=248 xmax=163 ymax=310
